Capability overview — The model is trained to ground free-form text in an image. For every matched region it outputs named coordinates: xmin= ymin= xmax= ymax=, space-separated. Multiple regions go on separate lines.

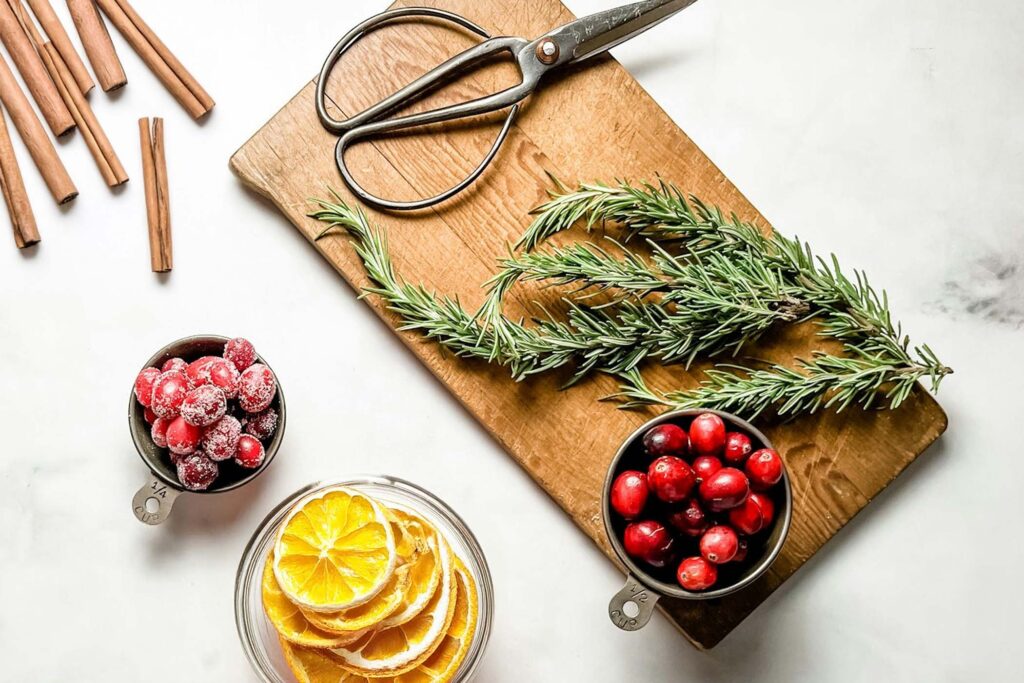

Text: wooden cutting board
xmin=230 ymin=0 xmax=948 ymax=649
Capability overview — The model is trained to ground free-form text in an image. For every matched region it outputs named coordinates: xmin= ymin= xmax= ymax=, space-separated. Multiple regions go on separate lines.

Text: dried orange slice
xmin=274 ymin=487 xmax=396 ymax=613
xmin=378 ymin=513 xmax=446 ymax=628
xmin=279 ymin=636 xmax=346 ymax=683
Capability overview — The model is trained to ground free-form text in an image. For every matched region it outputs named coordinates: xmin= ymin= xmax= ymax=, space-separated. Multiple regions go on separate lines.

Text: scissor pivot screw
xmin=536 ymin=39 xmax=559 ymax=64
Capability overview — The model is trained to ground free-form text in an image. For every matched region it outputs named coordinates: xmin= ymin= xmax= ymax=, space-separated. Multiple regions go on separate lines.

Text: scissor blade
xmin=553 ymin=0 xmax=699 ymax=64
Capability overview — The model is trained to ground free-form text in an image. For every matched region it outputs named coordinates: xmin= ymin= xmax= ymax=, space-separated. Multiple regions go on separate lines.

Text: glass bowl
xmin=235 ymin=476 xmax=494 ymax=682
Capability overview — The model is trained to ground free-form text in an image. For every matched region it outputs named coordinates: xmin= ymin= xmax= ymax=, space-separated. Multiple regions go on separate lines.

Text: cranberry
xmin=238 ymin=364 xmax=276 ymax=413
xmin=698 ymin=467 xmax=750 ymax=512
xmin=723 ymin=432 xmax=753 ymax=465
xmin=642 ymin=423 xmax=688 ymax=457
xmin=623 ymin=520 xmax=675 ymax=568
xmin=134 ymin=367 xmax=160 ymax=407
xmin=746 ymin=449 xmax=784 ymax=490
xmin=689 ymin=413 xmax=726 ymax=455
xmin=667 ymin=498 xmax=709 ymax=537
xmin=749 ymin=491 xmax=775 ymax=527
xmin=202 ymin=415 xmax=242 ymax=461
xmin=151 ymin=371 xmax=188 ymax=418
xmin=732 ymin=539 xmax=749 ymax=563
xmin=180 ymin=385 xmax=227 ymax=427
xmin=224 ymin=337 xmax=257 ymax=372
xmin=647 ymin=456 xmax=696 ymax=503
xmin=165 ymin=416 xmax=202 ymax=455
xmin=610 ymin=471 xmax=649 ymax=520
xmin=245 ymin=407 xmax=278 ymax=440
xmin=728 ymin=491 xmax=775 ymax=534
xmin=151 ymin=416 xmax=171 ymax=448
xmin=177 ymin=454 xmax=219 ymax=491
xmin=677 ymin=556 xmax=717 ymax=591
xmin=700 ymin=525 xmax=739 ymax=564
xmin=185 ymin=356 xmax=219 ymax=388
xmin=691 ymin=455 xmax=722 ymax=483
xmin=207 ymin=358 xmax=240 ymax=398
xmin=143 ymin=407 xmax=157 ymax=424
xmin=161 ymin=357 xmax=187 ymax=374
xmin=235 ymin=434 xmax=266 ymax=469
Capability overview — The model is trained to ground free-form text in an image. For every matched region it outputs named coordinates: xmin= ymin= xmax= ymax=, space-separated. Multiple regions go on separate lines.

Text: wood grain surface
xmin=230 ymin=0 xmax=948 ymax=649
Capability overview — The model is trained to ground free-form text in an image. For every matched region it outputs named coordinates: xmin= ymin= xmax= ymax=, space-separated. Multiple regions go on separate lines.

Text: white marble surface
xmin=1 ymin=0 xmax=1022 ymax=680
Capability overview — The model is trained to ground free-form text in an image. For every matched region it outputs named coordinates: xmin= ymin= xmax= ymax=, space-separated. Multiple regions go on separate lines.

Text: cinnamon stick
xmin=26 ymin=0 xmax=93 ymax=94
xmin=0 ymin=104 xmax=39 ymax=248
xmin=140 ymin=117 xmax=170 ymax=272
xmin=0 ymin=0 xmax=73 ymax=136
xmin=97 ymin=0 xmax=214 ymax=119
xmin=0 ymin=52 xmax=76 ymax=203
xmin=66 ymin=0 xmax=125 ymax=91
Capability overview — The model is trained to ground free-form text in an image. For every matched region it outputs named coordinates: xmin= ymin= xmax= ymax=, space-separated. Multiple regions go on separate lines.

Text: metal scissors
xmin=316 ymin=0 xmax=699 ymax=211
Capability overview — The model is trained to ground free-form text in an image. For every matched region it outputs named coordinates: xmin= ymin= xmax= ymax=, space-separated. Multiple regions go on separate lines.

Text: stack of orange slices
xmin=262 ymin=486 xmax=479 ymax=683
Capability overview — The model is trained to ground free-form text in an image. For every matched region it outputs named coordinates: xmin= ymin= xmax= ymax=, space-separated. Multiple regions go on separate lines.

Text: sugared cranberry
xmin=667 ymin=498 xmax=709 ymax=538
xmin=245 ymin=407 xmax=278 ymax=440
xmin=202 ymin=415 xmax=242 ymax=461
xmin=185 ymin=356 xmax=219 ymax=389
xmin=677 ymin=556 xmax=717 ymax=591
xmin=623 ymin=520 xmax=675 ymax=568
xmin=728 ymin=491 xmax=774 ymax=534
xmin=235 ymin=435 xmax=266 ymax=469
xmin=698 ymin=467 xmax=750 ymax=512
xmin=691 ymin=455 xmax=722 ymax=483
xmin=165 ymin=416 xmax=202 ymax=455
xmin=723 ymin=432 xmax=753 ymax=465
xmin=150 ymin=371 xmax=188 ymax=418
xmin=647 ymin=456 xmax=696 ymax=503
xmin=689 ymin=413 xmax=726 ymax=455
xmin=206 ymin=358 xmax=240 ymax=398
xmin=610 ymin=471 xmax=649 ymax=520
xmin=732 ymin=539 xmax=749 ymax=563
xmin=700 ymin=525 xmax=739 ymax=564
xmin=642 ymin=424 xmax=688 ymax=457
xmin=238 ymin=364 xmax=276 ymax=413
xmin=151 ymin=416 xmax=171 ymax=448
xmin=143 ymin=407 xmax=157 ymax=424
xmin=134 ymin=367 xmax=160 ymax=407
xmin=746 ymin=449 xmax=784 ymax=490
xmin=176 ymin=454 xmax=219 ymax=491
xmin=180 ymin=385 xmax=227 ymax=427
xmin=224 ymin=337 xmax=257 ymax=372
xmin=161 ymin=357 xmax=187 ymax=374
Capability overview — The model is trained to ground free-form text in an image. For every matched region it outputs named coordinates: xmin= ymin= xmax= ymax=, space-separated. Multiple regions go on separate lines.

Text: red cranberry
xmin=689 ymin=413 xmax=726 ymax=455
xmin=749 ymin=491 xmax=775 ymax=527
xmin=224 ymin=337 xmax=257 ymax=372
xmin=202 ymin=415 xmax=242 ymax=461
xmin=151 ymin=416 xmax=171 ymax=448
xmin=180 ymin=385 xmax=227 ymax=427
xmin=728 ymin=491 xmax=775 ymax=534
xmin=746 ymin=449 xmax=784 ymax=490
xmin=677 ymin=556 xmax=717 ymax=591
xmin=235 ymin=434 xmax=266 ymax=469
xmin=161 ymin=357 xmax=187 ymax=374
xmin=245 ymin=407 xmax=278 ymax=440
xmin=150 ymin=371 xmax=189 ymax=419
xmin=723 ymin=432 xmax=753 ymax=465
xmin=207 ymin=358 xmax=240 ymax=398
xmin=610 ymin=471 xmax=649 ymax=520
xmin=238 ymin=364 xmax=276 ymax=413
xmin=166 ymin=416 xmax=202 ymax=455
xmin=691 ymin=455 xmax=722 ymax=483
xmin=185 ymin=356 xmax=220 ymax=389
xmin=143 ymin=407 xmax=157 ymax=424
xmin=177 ymin=454 xmax=219 ymax=491
xmin=700 ymin=525 xmax=739 ymax=564
xmin=623 ymin=520 xmax=675 ymax=568
xmin=667 ymin=498 xmax=710 ymax=537
xmin=647 ymin=456 xmax=696 ymax=503
xmin=732 ymin=539 xmax=749 ymax=563
xmin=642 ymin=423 xmax=688 ymax=457
xmin=134 ymin=367 xmax=160 ymax=407
xmin=698 ymin=467 xmax=750 ymax=512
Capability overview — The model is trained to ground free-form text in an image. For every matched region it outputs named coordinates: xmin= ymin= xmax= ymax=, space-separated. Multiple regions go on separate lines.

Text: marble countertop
xmin=1 ymin=0 xmax=1021 ymax=680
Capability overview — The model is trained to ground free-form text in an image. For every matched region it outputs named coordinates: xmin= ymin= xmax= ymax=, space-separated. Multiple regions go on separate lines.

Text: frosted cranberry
xmin=677 ymin=556 xmax=717 ymax=591
xmin=143 ymin=407 xmax=157 ymax=424
xmin=667 ymin=498 xmax=709 ymax=538
xmin=610 ymin=471 xmax=648 ymax=520
xmin=642 ymin=424 xmax=688 ymax=457
xmin=151 ymin=371 xmax=188 ymax=418
xmin=723 ymin=432 xmax=753 ymax=465
xmin=151 ymin=416 xmax=171 ymax=448
xmin=623 ymin=520 xmax=675 ymax=568
xmin=746 ymin=449 xmax=784 ymax=490
xmin=698 ymin=467 xmax=750 ymax=512
xmin=176 ymin=454 xmax=219 ymax=491
xmin=180 ymin=385 xmax=227 ymax=427
xmin=235 ymin=434 xmax=266 ymax=469
xmin=134 ymin=367 xmax=160 ymax=407
xmin=161 ymin=357 xmax=187 ymax=374
xmin=691 ymin=455 xmax=722 ymax=483
xmin=238 ymin=364 xmax=276 ymax=413
xmin=689 ymin=413 xmax=726 ymax=455
xmin=202 ymin=415 xmax=242 ymax=461
xmin=732 ymin=539 xmax=749 ymax=563
xmin=245 ymin=407 xmax=278 ymax=441
xmin=165 ymin=416 xmax=202 ymax=455
xmin=728 ymin=491 xmax=774 ymax=534
xmin=700 ymin=525 xmax=739 ymax=564
xmin=647 ymin=456 xmax=696 ymax=503
xmin=224 ymin=337 xmax=257 ymax=372
xmin=206 ymin=358 xmax=240 ymax=398
xmin=185 ymin=356 xmax=219 ymax=388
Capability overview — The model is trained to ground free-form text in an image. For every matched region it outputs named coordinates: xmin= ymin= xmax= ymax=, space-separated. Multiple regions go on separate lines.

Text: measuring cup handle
xmin=132 ymin=476 xmax=181 ymax=525
xmin=608 ymin=575 xmax=659 ymax=631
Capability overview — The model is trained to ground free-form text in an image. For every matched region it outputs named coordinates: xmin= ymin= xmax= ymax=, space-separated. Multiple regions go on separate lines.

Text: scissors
xmin=316 ymin=0 xmax=700 ymax=211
